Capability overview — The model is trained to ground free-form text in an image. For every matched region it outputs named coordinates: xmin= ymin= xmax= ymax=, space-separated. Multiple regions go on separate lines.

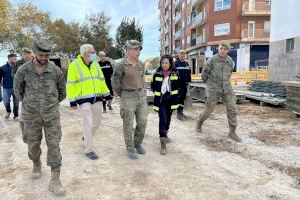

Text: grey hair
xmin=80 ymin=44 xmax=94 ymax=57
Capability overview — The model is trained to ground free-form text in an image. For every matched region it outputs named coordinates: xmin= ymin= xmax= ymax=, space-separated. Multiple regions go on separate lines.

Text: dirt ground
xmin=0 ymin=99 xmax=300 ymax=200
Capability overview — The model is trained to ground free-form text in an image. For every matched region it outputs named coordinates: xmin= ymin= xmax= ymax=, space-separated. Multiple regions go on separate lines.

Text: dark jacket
xmin=99 ymin=60 xmax=113 ymax=93
xmin=0 ymin=63 xmax=14 ymax=89
xmin=175 ymin=60 xmax=191 ymax=87
xmin=151 ymin=67 xmax=180 ymax=112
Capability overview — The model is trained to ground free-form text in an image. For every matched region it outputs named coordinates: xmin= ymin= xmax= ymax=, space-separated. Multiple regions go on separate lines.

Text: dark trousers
xmin=177 ymin=86 xmax=187 ymax=114
xmin=158 ymin=101 xmax=173 ymax=138
xmin=3 ymin=88 xmax=19 ymax=117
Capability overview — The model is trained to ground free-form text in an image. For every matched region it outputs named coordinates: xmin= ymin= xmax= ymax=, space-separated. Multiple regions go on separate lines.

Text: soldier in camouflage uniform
xmin=196 ymin=40 xmax=242 ymax=142
xmin=112 ymin=40 xmax=148 ymax=160
xmin=14 ymin=38 xmax=66 ymax=195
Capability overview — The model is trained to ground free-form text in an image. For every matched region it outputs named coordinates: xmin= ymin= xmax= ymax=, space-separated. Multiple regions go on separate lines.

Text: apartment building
xmin=269 ymin=0 xmax=300 ymax=81
xmin=158 ymin=0 xmax=271 ymax=73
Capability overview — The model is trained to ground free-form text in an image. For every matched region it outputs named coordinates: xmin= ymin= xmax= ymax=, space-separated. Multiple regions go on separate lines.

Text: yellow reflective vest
xmin=67 ymin=56 xmax=111 ymax=106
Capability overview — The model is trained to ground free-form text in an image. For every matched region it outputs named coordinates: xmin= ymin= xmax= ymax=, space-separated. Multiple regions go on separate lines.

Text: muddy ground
xmin=0 ymin=99 xmax=300 ymax=200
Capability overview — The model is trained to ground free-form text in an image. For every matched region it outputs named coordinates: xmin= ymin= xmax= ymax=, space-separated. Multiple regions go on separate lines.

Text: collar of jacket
xmin=216 ymin=54 xmax=231 ymax=63
xmin=155 ymin=67 xmax=177 ymax=76
xmin=28 ymin=59 xmax=53 ymax=74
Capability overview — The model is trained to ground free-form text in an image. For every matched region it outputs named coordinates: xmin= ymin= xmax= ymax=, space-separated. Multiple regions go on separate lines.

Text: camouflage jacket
xmin=14 ymin=60 xmax=66 ymax=122
xmin=201 ymin=54 xmax=235 ymax=94
xmin=111 ymin=58 xmax=145 ymax=95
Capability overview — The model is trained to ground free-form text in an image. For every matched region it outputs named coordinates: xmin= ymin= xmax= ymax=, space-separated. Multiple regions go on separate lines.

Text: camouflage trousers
xmin=23 ymin=114 xmax=62 ymax=168
xmin=120 ymin=90 xmax=148 ymax=150
xmin=198 ymin=91 xmax=237 ymax=126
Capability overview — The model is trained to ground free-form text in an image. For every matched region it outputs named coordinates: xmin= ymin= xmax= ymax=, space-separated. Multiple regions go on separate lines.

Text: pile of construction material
xmin=249 ymin=81 xmax=287 ymax=98
xmin=282 ymin=81 xmax=300 ymax=114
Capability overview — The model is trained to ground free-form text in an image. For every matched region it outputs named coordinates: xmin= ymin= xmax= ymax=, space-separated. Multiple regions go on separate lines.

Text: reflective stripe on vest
xmin=171 ymin=90 xmax=178 ymax=95
xmin=73 ymin=60 xmax=105 ymax=82
xmin=171 ymin=105 xmax=179 ymax=110
xmin=170 ymin=75 xmax=178 ymax=80
xmin=155 ymin=77 xmax=163 ymax=81
xmin=154 ymin=91 xmax=161 ymax=96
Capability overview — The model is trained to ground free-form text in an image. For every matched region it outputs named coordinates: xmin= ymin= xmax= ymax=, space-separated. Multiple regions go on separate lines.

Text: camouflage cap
xmin=32 ymin=38 xmax=52 ymax=55
xmin=125 ymin=40 xmax=142 ymax=50
xmin=22 ymin=47 xmax=33 ymax=53
xmin=219 ymin=40 xmax=231 ymax=49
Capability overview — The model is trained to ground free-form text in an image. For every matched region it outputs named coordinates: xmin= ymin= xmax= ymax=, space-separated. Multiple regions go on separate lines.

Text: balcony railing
xmin=174 ymin=0 xmax=180 ymax=8
xmin=174 ymin=30 xmax=182 ymax=39
xmin=242 ymin=2 xmax=271 ymax=16
xmin=241 ymin=29 xmax=270 ymax=41
xmin=192 ymin=0 xmax=204 ymax=8
xmin=191 ymin=11 xmax=207 ymax=29
xmin=174 ymin=13 xmax=181 ymax=23
xmin=191 ymin=36 xmax=206 ymax=46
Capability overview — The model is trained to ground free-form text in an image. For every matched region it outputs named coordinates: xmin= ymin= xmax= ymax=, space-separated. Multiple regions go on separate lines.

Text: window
xmin=182 ymin=20 xmax=185 ymax=28
xmin=286 ymin=38 xmax=294 ymax=53
xmin=248 ymin=21 xmax=255 ymax=38
xmin=182 ymin=39 xmax=185 ymax=46
xmin=182 ymin=2 xmax=186 ymax=10
xmin=215 ymin=0 xmax=231 ymax=11
xmin=214 ymin=23 xmax=230 ymax=36
xmin=264 ymin=21 xmax=270 ymax=32
xmin=187 ymin=35 xmax=191 ymax=44
xmin=187 ymin=16 xmax=191 ymax=25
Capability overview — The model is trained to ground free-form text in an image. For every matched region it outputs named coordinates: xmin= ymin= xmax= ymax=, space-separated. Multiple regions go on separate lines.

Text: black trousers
xmin=158 ymin=101 xmax=173 ymax=138
xmin=177 ymin=86 xmax=187 ymax=114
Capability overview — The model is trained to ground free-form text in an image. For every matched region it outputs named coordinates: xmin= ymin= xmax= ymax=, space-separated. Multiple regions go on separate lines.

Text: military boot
xmin=228 ymin=125 xmax=242 ymax=143
xmin=48 ymin=167 xmax=66 ymax=196
xmin=127 ymin=147 xmax=138 ymax=160
xmin=134 ymin=144 xmax=146 ymax=154
xmin=32 ymin=159 xmax=42 ymax=179
xmin=196 ymin=120 xmax=204 ymax=133
xmin=160 ymin=137 xmax=167 ymax=155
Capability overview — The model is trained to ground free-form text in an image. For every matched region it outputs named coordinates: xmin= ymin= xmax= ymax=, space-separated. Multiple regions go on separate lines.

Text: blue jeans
xmin=3 ymin=88 xmax=19 ymax=117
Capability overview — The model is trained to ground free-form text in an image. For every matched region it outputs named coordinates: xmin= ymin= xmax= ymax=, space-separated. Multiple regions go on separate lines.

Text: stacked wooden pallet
xmin=281 ymin=81 xmax=300 ymax=114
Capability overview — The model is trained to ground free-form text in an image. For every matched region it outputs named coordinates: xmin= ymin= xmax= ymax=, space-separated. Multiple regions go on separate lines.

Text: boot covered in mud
xmin=160 ymin=137 xmax=167 ymax=155
xmin=48 ymin=166 xmax=66 ymax=196
xmin=228 ymin=125 xmax=242 ymax=142
xmin=32 ymin=159 xmax=42 ymax=179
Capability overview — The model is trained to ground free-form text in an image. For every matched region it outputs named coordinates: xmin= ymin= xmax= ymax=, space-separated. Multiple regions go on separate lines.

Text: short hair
xmin=8 ymin=53 xmax=17 ymax=58
xmin=98 ymin=51 xmax=106 ymax=56
xmin=80 ymin=44 xmax=94 ymax=57
xmin=160 ymin=54 xmax=175 ymax=70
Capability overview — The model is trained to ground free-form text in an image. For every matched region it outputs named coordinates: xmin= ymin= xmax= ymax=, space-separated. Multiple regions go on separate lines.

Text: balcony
xmin=174 ymin=30 xmax=182 ymax=39
xmin=242 ymin=2 xmax=271 ymax=16
xmin=191 ymin=36 xmax=206 ymax=47
xmin=174 ymin=46 xmax=181 ymax=53
xmin=241 ymin=29 xmax=270 ymax=42
xmin=191 ymin=11 xmax=207 ymax=29
xmin=174 ymin=0 xmax=180 ymax=8
xmin=192 ymin=0 xmax=205 ymax=8
xmin=174 ymin=13 xmax=181 ymax=24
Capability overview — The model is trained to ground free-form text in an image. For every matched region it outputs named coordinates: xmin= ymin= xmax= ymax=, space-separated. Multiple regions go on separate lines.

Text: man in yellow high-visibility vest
xmin=67 ymin=44 xmax=112 ymax=160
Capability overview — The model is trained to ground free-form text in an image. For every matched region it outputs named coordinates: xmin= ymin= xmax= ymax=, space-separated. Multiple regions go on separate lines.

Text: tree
xmin=0 ymin=2 xmax=52 ymax=53
xmin=0 ymin=0 xmax=11 ymax=44
xmin=80 ymin=12 xmax=114 ymax=55
xmin=115 ymin=17 xmax=143 ymax=57
xmin=47 ymin=19 xmax=81 ymax=58
xmin=148 ymin=57 xmax=160 ymax=70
